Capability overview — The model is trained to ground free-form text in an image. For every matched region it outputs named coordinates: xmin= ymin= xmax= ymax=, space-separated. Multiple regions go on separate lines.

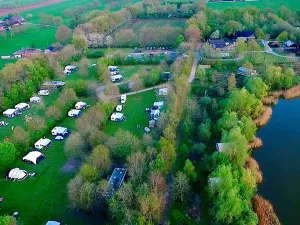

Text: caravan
xmin=35 ymin=138 xmax=51 ymax=150
xmin=64 ymin=65 xmax=77 ymax=75
xmin=51 ymin=126 xmax=68 ymax=136
xmin=75 ymin=101 xmax=88 ymax=110
xmin=111 ymin=74 xmax=122 ymax=82
xmin=68 ymin=109 xmax=81 ymax=118
xmin=3 ymin=109 xmax=18 ymax=118
xmin=110 ymin=112 xmax=125 ymax=122
xmin=15 ymin=102 xmax=30 ymax=111
xmin=30 ymin=96 xmax=41 ymax=104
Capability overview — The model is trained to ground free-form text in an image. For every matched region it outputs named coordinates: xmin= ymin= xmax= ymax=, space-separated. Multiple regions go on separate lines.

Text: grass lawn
xmin=123 ymin=18 xmax=186 ymax=32
xmin=207 ymin=0 xmax=300 ymax=11
xmin=105 ymin=90 xmax=159 ymax=138
xmin=118 ymin=65 xmax=158 ymax=80
xmin=0 ymin=0 xmax=45 ymax=9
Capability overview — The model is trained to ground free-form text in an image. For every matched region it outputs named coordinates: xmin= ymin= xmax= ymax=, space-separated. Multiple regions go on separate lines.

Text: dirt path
xmin=0 ymin=0 xmax=64 ymax=16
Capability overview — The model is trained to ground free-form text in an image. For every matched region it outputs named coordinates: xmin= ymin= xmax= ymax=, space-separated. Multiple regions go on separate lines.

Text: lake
xmin=254 ymin=99 xmax=300 ymax=225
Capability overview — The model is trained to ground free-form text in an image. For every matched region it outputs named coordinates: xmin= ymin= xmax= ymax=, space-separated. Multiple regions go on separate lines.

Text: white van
xmin=111 ymin=74 xmax=122 ymax=82
xmin=38 ymin=90 xmax=49 ymax=96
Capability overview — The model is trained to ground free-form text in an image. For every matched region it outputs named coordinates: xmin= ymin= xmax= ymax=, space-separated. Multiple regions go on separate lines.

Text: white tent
xmin=23 ymin=151 xmax=45 ymax=164
xmin=51 ymin=126 xmax=68 ymax=136
xmin=153 ymin=101 xmax=164 ymax=109
xmin=75 ymin=101 xmax=87 ymax=110
xmin=30 ymin=96 xmax=41 ymax=104
xmin=120 ymin=95 xmax=126 ymax=104
xmin=68 ymin=109 xmax=81 ymax=117
xmin=35 ymin=138 xmax=51 ymax=150
xmin=3 ymin=109 xmax=17 ymax=118
xmin=8 ymin=168 xmax=28 ymax=181
xmin=46 ymin=222 xmax=60 ymax=225
xmin=15 ymin=102 xmax=30 ymax=111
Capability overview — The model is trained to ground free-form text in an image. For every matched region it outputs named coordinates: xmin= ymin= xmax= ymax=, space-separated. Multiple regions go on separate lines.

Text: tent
xmin=3 ymin=109 xmax=17 ymax=118
xmin=75 ymin=101 xmax=87 ymax=110
xmin=30 ymin=96 xmax=41 ymax=104
xmin=23 ymin=151 xmax=45 ymax=164
xmin=15 ymin=102 xmax=30 ymax=111
xmin=51 ymin=126 xmax=68 ymax=136
xmin=7 ymin=168 xmax=28 ymax=181
xmin=35 ymin=138 xmax=51 ymax=150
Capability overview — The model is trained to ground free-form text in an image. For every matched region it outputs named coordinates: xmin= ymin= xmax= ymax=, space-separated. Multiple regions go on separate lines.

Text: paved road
xmin=261 ymin=40 xmax=300 ymax=60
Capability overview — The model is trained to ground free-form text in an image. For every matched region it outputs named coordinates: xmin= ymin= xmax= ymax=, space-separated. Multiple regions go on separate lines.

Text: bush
xmin=87 ymin=49 xmax=104 ymax=59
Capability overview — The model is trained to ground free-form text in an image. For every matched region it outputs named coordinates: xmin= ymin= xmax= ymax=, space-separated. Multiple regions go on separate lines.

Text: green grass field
xmin=123 ymin=18 xmax=186 ymax=32
xmin=207 ymin=0 xmax=300 ymax=11
xmin=0 ymin=0 xmax=45 ymax=9
xmin=119 ymin=65 xmax=158 ymax=80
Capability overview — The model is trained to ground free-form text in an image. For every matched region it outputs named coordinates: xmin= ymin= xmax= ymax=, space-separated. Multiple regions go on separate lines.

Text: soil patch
xmin=61 ymin=159 xmax=81 ymax=173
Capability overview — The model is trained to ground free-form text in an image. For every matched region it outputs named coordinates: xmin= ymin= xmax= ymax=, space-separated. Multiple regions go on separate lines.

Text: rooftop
xmin=105 ymin=168 xmax=127 ymax=197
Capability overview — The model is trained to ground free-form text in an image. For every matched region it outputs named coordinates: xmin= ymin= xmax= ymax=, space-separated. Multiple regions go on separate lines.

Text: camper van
xmin=68 ymin=109 xmax=81 ymax=118
xmin=64 ymin=65 xmax=78 ymax=75
xmin=38 ymin=90 xmax=49 ymax=96
xmin=120 ymin=95 xmax=127 ymax=104
xmin=3 ymin=109 xmax=18 ymax=118
xmin=30 ymin=96 xmax=41 ymax=104
xmin=110 ymin=112 xmax=125 ymax=122
xmin=35 ymin=138 xmax=51 ymax=150
xmin=75 ymin=101 xmax=88 ymax=110
xmin=15 ymin=102 xmax=30 ymax=111
xmin=51 ymin=126 xmax=68 ymax=136
xmin=108 ymin=66 xmax=119 ymax=72
xmin=111 ymin=74 xmax=123 ymax=82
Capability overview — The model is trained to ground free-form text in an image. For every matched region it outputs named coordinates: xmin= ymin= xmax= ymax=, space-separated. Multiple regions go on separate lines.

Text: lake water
xmin=254 ymin=99 xmax=300 ymax=225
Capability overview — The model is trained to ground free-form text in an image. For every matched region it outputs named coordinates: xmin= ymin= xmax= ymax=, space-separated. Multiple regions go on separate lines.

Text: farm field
xmin=0 ymin=0 xmax=46 ymax=9
xmin=207 ymin=0 xmax=300 ymax=11
xmin=123 ymin=18 xmax=186 ymax=31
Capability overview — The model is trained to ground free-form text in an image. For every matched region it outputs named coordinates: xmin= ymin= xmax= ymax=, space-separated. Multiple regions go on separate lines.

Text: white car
xmin=55 ymin=136 xmax=64 ymax=140
xmin=38 ymin=90 xmax=49 ymax=96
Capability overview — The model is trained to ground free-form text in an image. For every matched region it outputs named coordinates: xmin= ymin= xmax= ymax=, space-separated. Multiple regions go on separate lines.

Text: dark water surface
xmin=254 ymin=99 xmax=300 ymax=225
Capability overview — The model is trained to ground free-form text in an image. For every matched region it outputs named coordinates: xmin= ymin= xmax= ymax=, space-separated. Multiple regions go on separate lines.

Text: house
xmin=35 ymin=138 xmax=51 ymax=150
xmin=158 ymin=88 xmax=168 ymax=96
xmin=208 ymin=39 xmax=226 ymax=49
xmin=216 ymin=143 xmax=225 ymax=152
xmin=30 ymin=96 xmax=41 ymax=104
xmin=120 ymin=95 xmax=127 ymax=104
xmin=110 ymin=112 xmax=125 ymax=122
xmin=111 ymin=74 xmax=122 ymax=82
xmin=5 ymin=16 xmax=25 ymax=26
xmin=234 ymin=31 xmax=255 ymax=41
xmin=3 ymin=109 xmax=17 ymax=118
xmin=269 ymin=41 xmax=280 ymax=48
xmin=237 ymin=67 xmax=258 ymax=77
xmin=75 ymin=101 xmax=88 ymax=110
xmin=105 ymin=168 xmax=127 ymax=198
xmin=68 ymin=109 xmax=81 ymax=118
xmin=13 ymin=48 xmax=42 ymax=59
xmin=51 ymin=127 xmax=68 ymax=136
xmin=23 ymin=151 xmax=45 ymax=164
xmin=15 ymin=102 xmax=30 ymax=111
xmin=7 ymin=168 xmax=28 ymax=181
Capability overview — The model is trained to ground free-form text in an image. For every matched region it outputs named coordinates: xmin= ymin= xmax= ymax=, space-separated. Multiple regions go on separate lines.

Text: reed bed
xmin=283 ymin=85 xmax=300 ymax=100
xmin=262 ymin=96 xmax=278 ymax=105
xmin=249 ymin=137 xmax=263 ymax=149
xmin=254 ymin=106 xmax=273 ymax=127
xmin=253 ymin=194 xmax=281 ymax=225
xmin=246 ymin=157 xmax=263 ymax=184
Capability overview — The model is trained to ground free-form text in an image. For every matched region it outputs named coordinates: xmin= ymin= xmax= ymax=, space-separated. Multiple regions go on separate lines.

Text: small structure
xmin=158 ymin=88 xmax=168 ymax=96
xmin=7 ymin=168 xmax=28 ymax=181
xmin=5 ymin=16 xmax=25 ymax=26
xmin=120 ymin=95 xmax=127 ymax=104
xmin=150 ymin=108 xmax=160 ymax=120
xmin=3 ymin=109 xmax=17 ymax=118
xmin=111 ymin=74 xmax=122 ymax=82
xmin=35 ymin=138 xmax=51 ymax=150
xmin=105 ymin=168 xmax=127 ymax=198
xmin=110 ymin=112 xmax=125 ymax=122
xmin=23 ymin=151 xmax=45 ymax=164
xmin=30 ymin=96 xmax=41 ymax=104
xmin=216 ymin=143 xmax=225 ymax=152
xmin=75 ymin=101 xmax=88 ymax=110
xmin=237 ymin=67 xmax=258 ymax=77
xmin=51 ymin=127 xmax=68 ymax=136
xmin=108 ymin=66 xmax=119 ymax=72
xmin=15 ymin=103 xmax=30 ymax=111
xmin=149 ymin=119 xmax=156 ymax=128
xmin=38 ymin=90 xmax=50 ymax=96
xmin=153 ymin=101 xmax=164 ymax=109
xmin=46 ymin=222 xmax=60 ymax=225
xmin=284 ymin=40 xmax=299 ymax=49
xmin=144 ymin=127 xmax=151 ymax=133
xmin=208 ymin=39 xmax=226 ymax=49
xmin=116 ymin=105 xmax=123 ymax=112
xmin=64 ymin=65 xmax=77 ymax=75
xmin=13 ymin=48 xmax=42 ymax=58
xmin=42 ymin=81 xmax=66 ymax=89
xmin=68 ymin=109 xmax=81 ymax=118
xmin=234 ymin=31 xmax=255 ymax=41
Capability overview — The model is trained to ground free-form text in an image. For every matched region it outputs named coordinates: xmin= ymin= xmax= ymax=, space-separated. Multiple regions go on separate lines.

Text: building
xmin=234 ymin=31 xmax=255 ymax=41
xmin=13 ymin=48 xmax=42 ymax=58
xmin=51 ymin=127 xmax=68 ymax=136
xmin=23 ymin=151 xmax=45 ymax=164
xmin=105 ymin=168 xmax=127 ymax=198
xmin=3 ymin=109 xmax=18 ymax=118
xmin=15 ymin=102 xmax=30 ymax=111
xmin=284 ymin=40 xmax=299 ymax=51
xmin=35 ymin=138 xmax=51 ymax=150
xmin=5 ymin=16 xmax=25 ymax=26
xmin=208 ymin=39 xmax=226 ymax=49
xmin=237 ymin=67 xmax=258 ymax=77
xmin=150 ymin=108 xmax=160 ymax=120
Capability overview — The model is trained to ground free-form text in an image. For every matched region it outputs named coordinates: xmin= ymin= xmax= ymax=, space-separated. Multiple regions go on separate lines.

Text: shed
xmin=158 ymin=88 xmax=168 ymax=96
xmin=110 ymin=112 xmax=125 ymax=122
xmin=3 ymin=109 xmax=17 ymax=118
xmin=68 ymin=109 xmax=81 ymax=118
xmin=234 ymin=31 xmax=255 ymax=41
xmin=216 ymin=143 xmax=225 ymax=152
xmin=7 ymin=168 xmax=28 ymax=181
xmin=15 ymin=102 xmax=30 ymax=111
xmin=23 ymin=151 xmax=45 ymax=164
xmin=30 ymin=96 xmax=41 ymax=104
xmin=35 ymin=138 xmax=51 ymax=150
xmin=75 ymin=101 xmax=87 ymax=110
xmin=51 ymin=126 xmax=68 ymax=136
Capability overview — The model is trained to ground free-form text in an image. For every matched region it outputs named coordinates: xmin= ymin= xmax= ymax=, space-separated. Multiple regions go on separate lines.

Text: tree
xmin=0 ymin=215 xmax=17 ymax=225
xmin=127 ymin=151 xmax=147 ymax=184
xmin=139 ymin=192 xmax=164 ymax=223
xmin=56 ymin=26 xmax=72 ymax=44
xmin=176 ymin=34 xmax=184 ymax=47
xmin=79 ymin=163 xmax=98 ymax=181
xmin=0 ymin=141 xmax=17 ymax=172
xmin=224 ymin=20 xmax=243 ymax=35
xmin=65 ymin=132 xmax=87 ymax=159
xmin=53 ymin=16 xmax=63 ymax=27
xmin=276 ymin=31 xmax=288 ymax=41
xmin=185 ymin=24 xmax=201 ymax=44
xmin=172 ymin=171 xmax=190 ymax=202
xmin=88 ymin=145 xmax=111 ymax=175
xmin=183 ymin=159 xmax=197 ymax=181
xmin=245 ymin=77 xmax=268 ymax=100
xmin=198 ymin=119 xmax=211 ymax=142
xmin=11 ymin=127 xmax=30 ymax=154
xmin=227 ymin=73 xmax=236 ymax=92
xmin=73 ymin=34 xmax=88 ymax=52
xmin=218 ymin=111 xmax=239 ymax=132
